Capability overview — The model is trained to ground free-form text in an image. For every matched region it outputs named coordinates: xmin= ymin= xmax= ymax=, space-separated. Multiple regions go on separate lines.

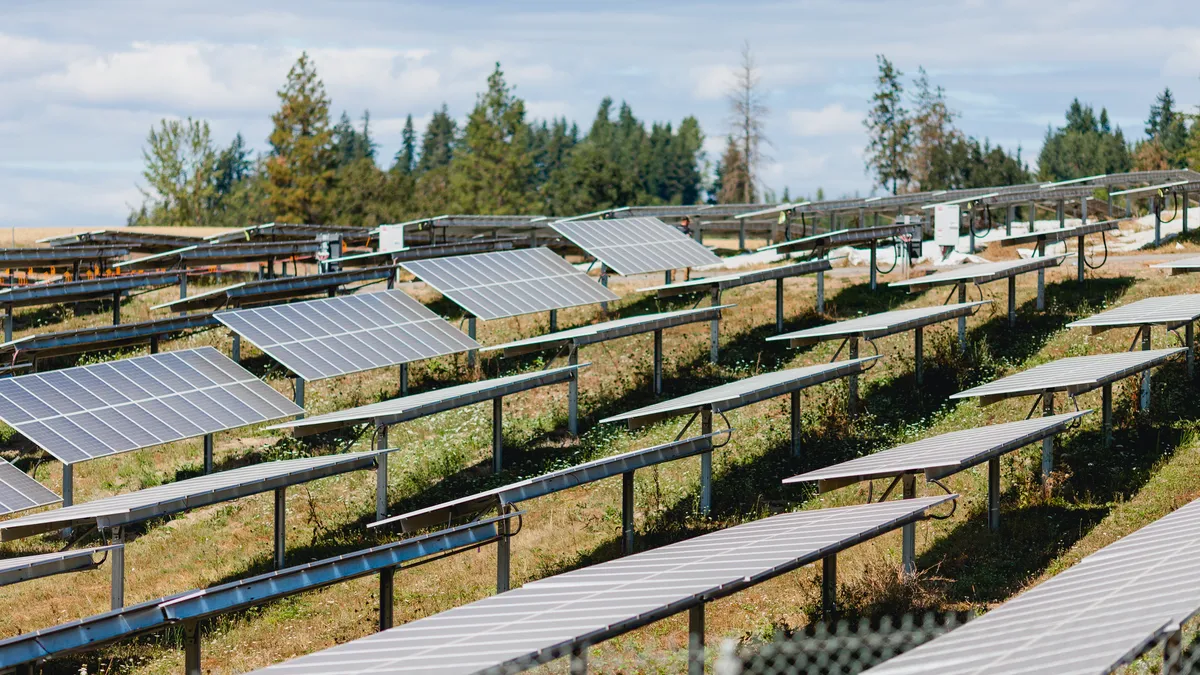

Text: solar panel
xmin=483 ymin=305 xmax=727 ymax=357
xmin=153 ymin=266 xmax=396 ymax=313
xmin=993 ymin=219 xmax=1120 ymax=247
xmin=39 ymin=230 xmax=204 ymax=251
xmin=329 ymin=239 xmax=517 ymax=268
xmin=549 ymin=217 xmax=722 ymax=275
xmin=0 ymin=271 xmax=182 ymax=309
xmin=270 ymin=364 xmax=585 ymax=436
xmin=1068 ymin=295 xmax=1200 ymax=332
xmin=0 ymin=246 xmax=129 ymax=267
xmin=215 ymin=290 xmax=479 ymax=381
xmin=403 ymin=248 xmax=619 ymax=320
xmin=768 ymin=302 xmax=989 ymax=347
xmin=0 ymin=457 xmax=60 ymax=516
xmin=373 ymin=433 xmax=723 ymax=532
xmin=759 ymin=224 xmax=918 ymax=255
xmin=0 ymin=544 xmax=119 ymax=587
xmin=890 ymin=256 xmax=1066 ymax=291
xmin=864 ymin=494 xmax=1200 ymax=675
xmin=787 ymin=411 xmax=1090 ymax=492
xmin=205 ymin=222 xmax=371 ymax=244
xmin=0 ymin=451 xmax=382 ymax=541
xmin=0 ymin=347 xmax=302 ymax=466
xmin=953 ymin=348 xmax=1185 ymax=404
xmin=0 ymin=313 xmax=218 ymax=362
xmin=116 ymin=241 xmax=322 ymax=270
xmin=643 ymin=260 xmax=831 ymax=297
xmin=1153 ymin=256 xmax=1200 ymax=275
xmin=601 ymin=357 xmax=878 ymax=428
xmin=250 ymin=495 xmax=954 ymax=675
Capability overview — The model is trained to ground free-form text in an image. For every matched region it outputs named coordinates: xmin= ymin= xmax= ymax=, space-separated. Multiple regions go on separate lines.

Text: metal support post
xmin=110 ymin=528 xmax=125 ymax=610
xmin=665 ymin=270 xmax=673 ymax=285
xmin=4 ymin=305 xmax=11 ymax=342
xmin=1036 ymin=269 xmax=1045 ymax=311
xmin=1081 ymin=196 xmax=1088 ymax=224
xmin=568 ymin=346 xmax=579 ymax=435
xmin=914 ymin=326 xmax=924 ymax=386
xmin=689 ymin=604 xmax=705 ymax=675
xmin=1006 ymin=205 xmax=1014 ymax=235
xmin=621 ymin=471 xmax=635 ymax=555
xmin=149 ymin=335 xmax=159 ymax=354
xmin=709 ymin=287 xmax=720 ymax=364
xmin=816 ymin=269 xmax=825 ymax=314
xmin=822 ymin=554 xmax=837 ymax=617
xmin=203 ymin=434 xmax=213 ymax=474
xmin=1041 ymin=392 xmax=1054 ymax=483
xmin=1141 ymin=325 xmax=1152 ymax=411
xmin=1028 ymin=201 xmax=1036 ymax=231
xmin=790 ymin=390 xmax=802 ymax=457
xmin=738 ymin=220 xmax=745 ymax=250
xmin=231 ymin=333 xmax=241 ymax=362
xmin=549 ymin=309 xmax=558 ymax=332
xmin=957 ymin=283 xmax=967 ymax=351
xmin=775 ymin=278 xmax=784 ymax=333
xmin=273 ymin=487 xmax=286 ymax=570
xmin=847 ymin=337 xmax=859 ymax=418
xmin=294 ymin=377 xmax=305 ymax=410
xmin=1187 ymin=322 xmax=1195 ymax=378
xmin=376 ymin=433 xmax=389 ymax=521
xmin=1102 ymin=383 xmax=1113 ymax=448
xmin=61 ymin=463 xmax=73 ymax=539
xmin=1076 ymin=235 xmax=1085 ymax=282
xmin=988 ymin=457 xmax=1001 ymax=532
xmin=467 ymin=317 xmax=477 ymax=370
xmin=599 ymin=264 xmax=609 ymax=312
xmin=496 ymin=506 xmax=510 ymax=593
xmin=968 ymin=209 xmax=976 ymax=255
xmin=1154 ymin=196 xmax=1161 ymax=247
xmin=870 ymin=243 xmax=878 ymax=289
xmin=1007 ymin=276 xmax=1016 ymax=327
xmin=1184 ymin=190 xmax=1190 ymax=234
xmin=492 ymin=397 xmax=503 ymax=473
xmin=183 ymin=620 xmax=201 ymax=675
xmin=653 ymin=329 xmax=663 ymax=395
xmin=378 ymin=567 xmax=394 ymax=631
xmin=700 ymin=410 xmax=713 ymax=515
xmin=1125 ymin=194 xmax=1132 ymax=218
xmin=111 ymin=290 xmax=121 ymax=325
xmin=570 ymin=648 xmax=588 ymax=675
xmin=399 ymin=363 xmax=408 ymax=397
xmin=179 ymin=271 xmax=188 ymax=300
xmin=901 ymin=474 xmax=916 ymax=576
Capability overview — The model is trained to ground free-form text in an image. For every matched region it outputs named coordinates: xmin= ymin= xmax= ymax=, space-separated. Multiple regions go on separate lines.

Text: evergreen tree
xmin=909 ymin=67 xmax=961 ymax=191
xmin=213 ymin=133 xmax=252 ymax=199
xmin=135 ymin=117 xmax=218 ymax=227
xmin=393 ymin=115 xmax=417 ymax=175
xmin=1145 ymin=88 xmax=1188 ymax=166
xmin=1037 ymin=99 xmax=1131 ymax=181
xmin=864 ymin=54 xmax=913 ymax=194
xmin=448 ymin=64 xmax=536 ymax=214
xmin=331 ymin=110 xmax=376 ymax=168
xmin=717 ymin=136 xmax=749 ymax=203
xmin=266 ymin=52 xmax=335 ymax=223
xmin=417 ymin=105 xmax=457 ymax=173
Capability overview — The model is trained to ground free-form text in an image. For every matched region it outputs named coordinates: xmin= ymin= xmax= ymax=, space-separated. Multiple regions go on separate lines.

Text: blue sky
xmin=2 ymin=0 xmax=1199 ymax=228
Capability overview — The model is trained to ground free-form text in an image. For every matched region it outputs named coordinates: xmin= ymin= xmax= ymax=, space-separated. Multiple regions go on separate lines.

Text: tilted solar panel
xmin=215 ymin=290 xmax=479 ymax=381
xmin=952 ymin=348 xmax=1185 ymax=403
xmin=0 ymin=458 xmax=60 ymax=516
xmin=768 ymin=301 xmax=988 ymax=345
xmin=403 ymin=247 xmax=618 ymax=320
xmin=549 ymin=217 xmax=721 ymax=275
xmin=1068 ymin=294 xmax=1200 ymax=330
xmin=890 ymin=256 xmax=1066 ymax=290
xmin=0 ymin=347 xmax=302 ymax=465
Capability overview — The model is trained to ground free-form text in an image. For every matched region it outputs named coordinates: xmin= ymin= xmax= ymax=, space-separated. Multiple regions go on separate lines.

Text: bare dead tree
xmin=726 ymin=40 xmax=770 ymax=203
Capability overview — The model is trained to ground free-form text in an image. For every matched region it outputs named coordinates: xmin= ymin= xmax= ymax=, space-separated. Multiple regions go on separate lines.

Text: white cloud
xmin=788 ymin=103 xmax=862 ymax=137
xmin=690 ymin=64 xmax=736 ymax=101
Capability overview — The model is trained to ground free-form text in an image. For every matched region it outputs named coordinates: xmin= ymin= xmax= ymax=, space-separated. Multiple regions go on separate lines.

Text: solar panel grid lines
xmin=768 ymin=301 xmax=990 ymax=345
xmin=0 ymin=451 xmax=383 ymax=541
xmin=269 ymin=364 xmax=587 ymax=437
xmin=641 ymin=259 xmax=832 ymax=297
xmin=862 ymin=495 xmax=1200 ymax=675
xmin=889 ymin=255 xmax=1068 ymax=290
xmin=952 ymin=348 xmax=1186 ymax=403
xmin=600 ymin=356 xmax=879 ymax=427
xmin=1068 ymin=295 xmax=1200 ymax=331
xmin=482 ymin=305 xmax=729 ymax=357
xmin=0 ymin=457 xmax=60 ymax=516
xmin=250 ymin=495 xmax=956 ymax=675
xmin=785 ymin=411 xmax=1091 ymax=491
xmin=549 ymin=217 xmax=722 ymax=276
xmin=0 ymin=347 xmax=301 ymax=465
xmin=402 ymin=247 xmax=619 ymax=320
xmin=330 ymin=239 xmax=517 ymax=267
xmin=216 ymin=290 xmax=479 ymax=381
xmin=0 ymin=545 xmax=119 ymax=588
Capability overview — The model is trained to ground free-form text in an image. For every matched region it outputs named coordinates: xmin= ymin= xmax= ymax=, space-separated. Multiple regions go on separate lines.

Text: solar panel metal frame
xmin=153 ymin=266 xmax=396 ymax=312
xmin=952 ymin=348 xmax=1185 ymax=405
xmin=1152 ymin=256 xmax=1200 ymax=275
xmin=115 ymin=242 xmax=323 ymax=271
xmin=247 ymin=495 xmax=955 ymax=675
xmin=0 ymin=457 xmax=60 ymax=516
xmin=1068 ymin=295 xmax=1200 ymax=333
xmin=328 ymin=239 xmax=517 ymax=268
xmin=0 ymin=247 xmax=130 ymax=267
xmin=992 ymin=219 xmax=1121 ymax=247
xmin=890 ymin=255 xmax=1067 ymax=291
xmin=0 ymin=544 xmax=120 ymax=588
xmin=863 ymin=494 xmax=1200 ymax=675
xmin=374 ymin=433 xmax=723 ymax=532
xmin=641 ymin=260 xmax=832 ymax=298
xmin=39 ymin=230 xmax=204 ymax=251
xmin=270 ymin=364 xmax=586 ymax=437
xmin=402 ymin=247 xmax=620 ymax=320
xmin=0 ymin=346 xmax=303 ymax=466
xmin=758 ymin=223 xmax=919 ymax=255
xmin=601 ymin=356 xmax=879 ymax=429
xmin=0 ymin=450 xmax=383 ymax=541
xmin=215 ymin=290 xmax=480 ymax=381
xmin=482 ymin=305 xmax=728 ymax=358
xmin=786 ymin=411 xmax=1090 ymax=492
xmin=0 ymin=271 xmax=183 ymax=308
xmin=204 ymin=222 xmax=372 ymax=245
xmin=548 ymin=217 xmax=722 ymax=276
xmin=767 ymin=301 xmax=989 ymax=347
xmin=0 ymin=313 xmax=219 ymax=362
xmin=0 ymin=516 xmax=510 ymax=669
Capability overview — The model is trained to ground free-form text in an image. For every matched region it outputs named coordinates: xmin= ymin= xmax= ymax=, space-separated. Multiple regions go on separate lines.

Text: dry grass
xmin=1 ymin=254 xmax=1198 ymax=673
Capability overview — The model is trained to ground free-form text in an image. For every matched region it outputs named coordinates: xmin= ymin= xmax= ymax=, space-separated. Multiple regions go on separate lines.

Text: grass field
xmin=1 ymin=236 xmax=1199 ymax=674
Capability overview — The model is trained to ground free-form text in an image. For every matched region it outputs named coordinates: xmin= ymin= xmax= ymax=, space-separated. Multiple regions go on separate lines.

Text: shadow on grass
xmin=826 ymin=281 xmax=913 ymax=318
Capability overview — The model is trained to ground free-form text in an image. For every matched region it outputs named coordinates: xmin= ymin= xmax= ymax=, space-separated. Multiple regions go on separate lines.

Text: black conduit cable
xmin=926 ymin=479 xmax=958 ymax=520
xmin=1083 ymin=229 xmax=1109 ymax=270
xmin=874 ymin=239 xmax=900 ymax=275
xmin=1160 ymin=191 xmax=1180 ymax=224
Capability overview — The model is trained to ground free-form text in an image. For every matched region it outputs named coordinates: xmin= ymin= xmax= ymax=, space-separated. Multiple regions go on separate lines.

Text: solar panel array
xmin=952 ymin=348 xmax=1185 ymax=402
xmin=216 ymin=290 xmax=479 ymax=381
xmin=768 ymin=301 xmax=988 ymax=345
xmin=155 ymin=266 xmax=397 ymax=312
xmin=549 ymin=217 xmax=721 ymax=275
xmin=402 ymin=247 xmax=618 ymax=320
xmin=0 ymin=347 xmax=302 ymax=465
xmin=0 ymin=458 xmax=59 ymax=516
xmin=864 ymin=494 xmax=1200 ymax=675
xmin=1068 ymin=294 xmax=1200 ymax=330
xmin=760 ymin=223 xmax=917 ymax=254
xmin=252 ymin=496 xmax=954 ymax=675
xmin=0 ymin=271 xmax=182 ymax=308
xmin=787 ymin=411 xmax=1090 ymax=491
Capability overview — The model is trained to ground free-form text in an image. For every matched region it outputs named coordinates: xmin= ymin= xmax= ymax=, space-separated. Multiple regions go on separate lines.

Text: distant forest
xmin=129 ymin=51 xmax=1200 ymax=229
